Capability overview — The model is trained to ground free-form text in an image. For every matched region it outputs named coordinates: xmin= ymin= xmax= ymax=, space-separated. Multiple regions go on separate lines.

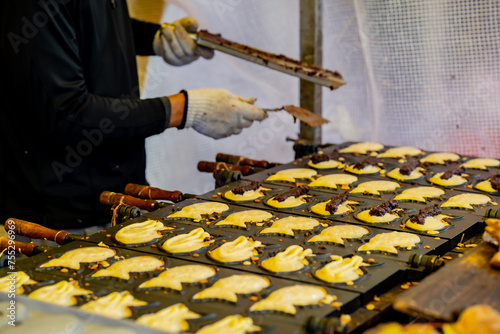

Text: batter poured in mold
xmin=441 ymin=193 xmax=492 ymax=210
xmin=308 ymin=173 xmax=358 ymax=189
xmin=115 ymin=220 xmax=171 ymax=245
xmin=136 ymin=303 xmax=201 ymax=333
xmin=340 ymin=142 xmax=384 ymax=154
xmin=259 ymin=216 xmax=320 ymax=236
xmin=209 ymin=236 xmax=262 ymax=263
xmin=214 ymin=209 xmax=273 ymax=228
xmin=307 ymin=225 xmax=369 ymax=245
xmin=80 ymin=291 xmax=147 ymax=319
xmin=358 ymin=231 xmax=421 ymax=254
xmin=315 ymin=255 xmax=367 ymax=284
xmin=393 ymin=186 xmax=445 ymax=203
xmin=29 ymin=280 xmax=92 ymax=306
xmin=350 ymin=180 xmax=400 ymax=196
xmin=249 ymin=285 xmax=334 ymax=315
xmin=266 ymin=168 xmax=317 ymax=183
xmin=261 ymin=245 xmax=313 ymax=273
xmin=139 ymin=265 xmax=217 ymax=291
xmin=192 ymin=274 xmax=270 ymax=303
xmin=168 ymin=202 xmax=230 ymax=221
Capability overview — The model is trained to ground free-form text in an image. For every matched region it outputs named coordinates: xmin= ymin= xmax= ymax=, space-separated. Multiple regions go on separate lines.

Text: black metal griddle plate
xmin=199 ymin=184 xmax=485 ymax=250
xmin=2 ymin=241 xmax=360 ymax=333
xmin=86 ymin=213 xmax=404 ymax=304
xmin=241 ymin=144 xmax=500 ymax=199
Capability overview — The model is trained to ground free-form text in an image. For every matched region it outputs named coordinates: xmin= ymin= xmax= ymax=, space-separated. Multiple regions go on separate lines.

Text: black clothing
xmin=0 ymin=0 xmax=170 ymax=229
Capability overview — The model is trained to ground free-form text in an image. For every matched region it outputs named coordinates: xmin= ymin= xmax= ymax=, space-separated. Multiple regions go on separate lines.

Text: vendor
xmin=0 ymin=0 xmax=266 ymax=232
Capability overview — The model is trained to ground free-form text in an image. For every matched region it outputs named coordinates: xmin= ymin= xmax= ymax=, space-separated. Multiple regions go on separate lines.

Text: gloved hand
xmin=153 ymin=17 xmax=214 ymax=66
xmin=183 ymin=88 xmax=267 ymax=139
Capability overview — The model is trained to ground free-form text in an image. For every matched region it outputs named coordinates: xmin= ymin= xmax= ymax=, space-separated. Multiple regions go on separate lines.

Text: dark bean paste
xmin=440 ymin=166 xmax=465 ymax=180
xmin=369 ymin=200 xmax=398 ymax=216
xmin=274 ymin=185 xmax=310 ymax=202
xmin=410 ymin=204 xmax=441 ymax=225
xmin=311 ymin=150 xmax=341 ymax=164
xmin=231 ymin=180 xmax=264 ymax=195
xmin=325 ymin=190 xmax=350 ymax=214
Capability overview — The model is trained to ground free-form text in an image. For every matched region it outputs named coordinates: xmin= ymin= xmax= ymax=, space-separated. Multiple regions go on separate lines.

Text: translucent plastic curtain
xmin=354 ymin=0 xmax=500 ymax=157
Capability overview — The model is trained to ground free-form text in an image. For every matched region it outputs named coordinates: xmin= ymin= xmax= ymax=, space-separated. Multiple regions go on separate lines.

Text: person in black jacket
xmin=0 ymin=0 xmax=266 ymax=232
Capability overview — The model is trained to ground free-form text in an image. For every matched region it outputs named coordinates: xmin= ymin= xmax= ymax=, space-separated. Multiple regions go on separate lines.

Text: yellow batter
xmin=259 ymin=216 xmax=320 ymax=236
xmin=115 ymin=220 xmax=171 ymax=245
xmin=261 ymin=245 xmax=313 ymax=273
xmin=377 ymin=146 xmax=422 ymax=158
xmin=139 ymin=265 xmax=217 ymax=291
xmin=195 ymin=315 xmax=261 ymax=334
xmin=441 ymin=193 xmax=491 ymax=209
xmin=0 ymin=271 xmax=36 ymax=294
xmin=462 ymin=158 xmax=500 ymax=170
xmin=345 ymin=163 xmax=381 ymax=175
xmin=420 ymin=152 xmax=460 ymax=164
xmin=223 ymin=188 xmax=265 ymax=201
xmin=40 ymin=247 xmax=116 ymax=270
xmin=358 ymin=232 xmax=421 ymax=254
xmin=429 ymin=172 xmax=468 ymax=187
xmin=192 ymin=274 xmax=270 ymax=303
xmin=308 ymin=173 xmax=358 ymax=189
xmin=90 ymin=256 xmax=164 ymax=280
xmin=136 ymin=303 xmax=201 ymax=333
xmin=266 ymin=194 xmax=309 ymax=209
xmin=356 ymin=209 xmax=401 ymax=224
xmin=475 ymin=179 xmax=499 ymax=193
xmin=340 ymin=142 xmax=384 ymax=154
xmin=315 ymin=255 xmax=366 ymax=284
xmin=168 ymin=202 xmax=230 ymax=221
xmin=350 ymin=180 xmax=400 ymax=195
xmin=80 ymin=291 xmax=147 ymax=319
xmin=161 ymin=228 xmax=214 ymax=254
xmin=310 ymin=199 xmax=359 ymax=216
xmin=29 ymin=280 xmax=92 ymax=306
xmin=209 ymin=236 xmax=262 ymax=263
xmin=387 ymin=167 xmax=425 ymax=181
xmin=393 ymin=186 xmax=445 ymax=202
xmin=405 ymin=214 xmax=451 ymax=233
xmin=266 ymin=168 xmax=317 ymax=183
xmin=214 ymin=210 xmax=273 ymax=228
xmin=307 ymin=225 xmax=369 ymax=244
xmin=249 ymin=285 xmax=334 ymax=315
xmin=307 ymin=159 xmax=344 ymax=169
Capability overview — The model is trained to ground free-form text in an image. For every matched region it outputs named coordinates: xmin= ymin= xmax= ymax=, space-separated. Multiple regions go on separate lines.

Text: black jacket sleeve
xmin=2 ymin=1 xmax=169 ymax=144
xmin=130 ymin=18 xmax=161 ymax=56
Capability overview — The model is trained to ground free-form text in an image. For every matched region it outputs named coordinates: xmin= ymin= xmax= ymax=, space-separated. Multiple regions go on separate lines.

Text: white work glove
xmin=183 ymin=88 xmax=267 ymax=139
xmin=153 ymin=17 xmax=214 ymax=66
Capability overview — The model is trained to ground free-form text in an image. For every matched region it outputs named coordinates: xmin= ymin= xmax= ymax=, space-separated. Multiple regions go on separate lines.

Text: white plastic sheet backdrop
xmin=127 ymin=0 xmax=500 ymax=195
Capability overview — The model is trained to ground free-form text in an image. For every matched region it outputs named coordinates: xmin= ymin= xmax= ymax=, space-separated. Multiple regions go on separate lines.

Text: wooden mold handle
xmin=4 ymin=218 xmax=70 ymax=244
xmin=0 ymin=237 xmax=40 ymax=257
xmin=197 ymin=161 xmax=254 ymax=176
xmin=124 ymin=184 xmax=183 ymax=202
xmin=100 ymin=191 xmax=159 ymax=211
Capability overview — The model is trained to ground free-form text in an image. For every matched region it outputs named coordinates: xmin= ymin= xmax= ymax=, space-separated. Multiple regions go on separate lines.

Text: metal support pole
xmin=299 ymin=0 xmax=323 ymax=144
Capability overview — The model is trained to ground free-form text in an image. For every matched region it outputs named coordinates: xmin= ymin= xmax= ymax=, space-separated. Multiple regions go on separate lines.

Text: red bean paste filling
xmin=490 ymin=174 xmax=500 ymax=191
xmin=410 ymin=204 xmax=442 ymax=225
xmin=369 ymin=200 xmax=399 ymax=217
xmin=399 ymin=158 xmax=421 ymax=176
xmin=231 ymin=180 xmax=264 ymax=195
xmin=354 ymin=156 xmax=379 ymax=170
xmin=440 ymin=166 xmax=465 ymax=180
xmin=274 ymin=185 xmax=310 ymax=202
xmin=325 ymin=190 xmax=350 ymax=214
xmin=311 ymin=150 xmax=341 ymax=164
